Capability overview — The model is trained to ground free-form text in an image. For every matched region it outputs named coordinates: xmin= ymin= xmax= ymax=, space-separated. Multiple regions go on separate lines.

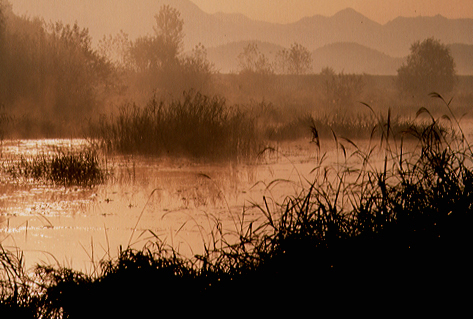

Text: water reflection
xmin=1 ymin=139 xmax=319 ymax=270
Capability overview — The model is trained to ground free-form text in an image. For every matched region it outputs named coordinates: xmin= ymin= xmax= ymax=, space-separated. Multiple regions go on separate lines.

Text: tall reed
xmin=94 ymin=91 xmax=262 ymax=161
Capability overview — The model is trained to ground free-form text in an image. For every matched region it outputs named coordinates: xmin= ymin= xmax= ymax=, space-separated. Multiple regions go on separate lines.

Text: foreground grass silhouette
xmin=2 ymin=95 xmax=473 ymax=317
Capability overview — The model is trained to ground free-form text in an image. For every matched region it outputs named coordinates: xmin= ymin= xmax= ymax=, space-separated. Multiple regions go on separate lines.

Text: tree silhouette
xmin=153 ymin=5 xmax=184 ymax=64
xmin=127 ymin=5 xmax=184 ymax=72
xmin=98 ymin=31 xmax=131 ymax=69
xmin=123 ymin=5 xmax=215 ymax=97
xmin=180 ymin=43 xmax=214 ymax=92
xmin=237 ymin=43 xmax=273 ymax=75
xmin=397 ymin=38 xmax=456 ymax=98
xmin=276 ymin=42 xmax=312 ymax=75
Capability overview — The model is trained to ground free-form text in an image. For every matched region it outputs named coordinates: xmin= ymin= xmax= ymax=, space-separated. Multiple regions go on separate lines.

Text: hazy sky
xmin=8 ymin=0 xmax=473 ymax=25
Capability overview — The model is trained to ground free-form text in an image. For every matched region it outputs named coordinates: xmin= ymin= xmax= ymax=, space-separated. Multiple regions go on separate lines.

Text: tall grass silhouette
xmin=2 ymin=93 xmax=473 ymax=315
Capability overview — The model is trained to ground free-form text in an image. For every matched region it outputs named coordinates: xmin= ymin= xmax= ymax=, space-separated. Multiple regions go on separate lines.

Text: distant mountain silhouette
xmin=381 ymin=15 xmax=473 ymax=57
xmin=114 ymin=0 xmax=471 ymax=55
xmin=78 ymin=0 xmax=473 ymax=74
xmin=312 ymin=43 xmax=404 ymax=75
xmin=159 ymin=1 xmax=471 ymax=52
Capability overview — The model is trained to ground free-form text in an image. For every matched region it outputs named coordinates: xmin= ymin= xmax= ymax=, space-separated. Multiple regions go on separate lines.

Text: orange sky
xmin=9 ymin=0 xmax=473 ymax=25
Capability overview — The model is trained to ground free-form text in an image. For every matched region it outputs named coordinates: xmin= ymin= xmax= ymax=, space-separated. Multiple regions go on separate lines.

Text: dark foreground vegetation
xmin=1 ymin=95 xmax=473 ymax=316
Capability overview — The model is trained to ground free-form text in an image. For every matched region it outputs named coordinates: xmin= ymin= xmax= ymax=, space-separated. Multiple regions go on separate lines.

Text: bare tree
xmin=153 ymin=5 xmax=184 ymax=64
xmin=276 ymin=42 xmax=312 ymax=75
xmin=237 ymin=42 xmax=273 ymax=75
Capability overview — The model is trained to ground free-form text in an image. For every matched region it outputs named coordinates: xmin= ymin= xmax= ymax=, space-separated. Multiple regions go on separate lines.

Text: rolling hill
xmin=311 ymin=42 xmax=404 ymax=75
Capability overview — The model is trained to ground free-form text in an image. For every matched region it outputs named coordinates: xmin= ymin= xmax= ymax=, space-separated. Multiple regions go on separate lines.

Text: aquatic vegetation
xmin=93 ymin=90 xmax=262 ymax=161
xmin=3 ymin=147 xmax=105 ymax=186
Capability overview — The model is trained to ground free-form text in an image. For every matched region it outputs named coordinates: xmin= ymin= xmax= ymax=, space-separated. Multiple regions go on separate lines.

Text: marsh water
xmin=3 ymin=126 xmax=471 ymax=272
xmin=0 ymin=138 xmax=333 ymax=271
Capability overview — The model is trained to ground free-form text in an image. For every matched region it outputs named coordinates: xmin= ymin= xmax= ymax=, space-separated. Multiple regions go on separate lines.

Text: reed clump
xmin=94 ymin=91 xmax=262 ymax=161
xmin=4 ymin=147 xmax=105 ymax=186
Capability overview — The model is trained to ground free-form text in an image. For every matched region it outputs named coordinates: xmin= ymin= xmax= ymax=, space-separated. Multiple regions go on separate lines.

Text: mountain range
xmin=152 ymin=1 xmax=472 ymax=54
xmin=78 ymin=0 xmax=473 ymax=75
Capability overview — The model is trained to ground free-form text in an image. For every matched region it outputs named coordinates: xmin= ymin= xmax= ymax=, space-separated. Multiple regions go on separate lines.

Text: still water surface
xmin=0 ymin=139 xmax=328 ymax=271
